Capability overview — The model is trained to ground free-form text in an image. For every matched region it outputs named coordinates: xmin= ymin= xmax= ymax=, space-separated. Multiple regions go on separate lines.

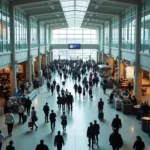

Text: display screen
xmin=68 ymin=44 xmax=80 ymax=49
xmin=126 ymin=66 xmax=134 ymax=79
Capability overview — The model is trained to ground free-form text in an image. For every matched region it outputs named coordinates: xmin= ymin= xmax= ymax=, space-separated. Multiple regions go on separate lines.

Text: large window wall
xmin=0 ymin=0 xmax=10 ymax=52
xmin=53 ymin=49 xmax=97 ymax=61
xmin=15 ymin=9 xmax=27 ymax=51
xmin=122 ymin=8 xmax=136 ymax=51
xmin=30 ymin=18 xmax=38 ymax=49
xmin=141 ymin=0 xmax=150 ymax=53
xmin=52 ymin=27 xmax=98 ymax=44
xmin=104 ymin=22 xmax=109 ymax=46
xmin=111 ymin=17 xmax=119 ymax=48
xmin=40 ymin=23 xmax=45 ymax=46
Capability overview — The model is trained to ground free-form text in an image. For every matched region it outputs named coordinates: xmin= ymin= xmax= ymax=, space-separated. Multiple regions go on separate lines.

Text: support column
xmin=10 ymin=2 xmax=17 ymax=95
xmin=51 ymin=51 xmax=53 ymax=61
xmin=37 ymin=21 xmax=42 ymax=78
xmin=117 ymin=15 xmax=122 ymax=81
xmin=108 ymin=21 xmax=112 ymax=65
xmin=134 ymin=5 xmax=142 ymax=104
xmin=27 ymin=16 xmax=32 ymax=84
xmin=44 ymin=25 xmax=47 ymax=65
xmin=97 ymin=51 xmax=99 ymax=62
xmin=102 ymin=24 xmax=104 ymax=63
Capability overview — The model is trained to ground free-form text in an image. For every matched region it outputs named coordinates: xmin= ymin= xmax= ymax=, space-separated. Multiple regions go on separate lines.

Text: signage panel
xmin=68 ymin=44 xmax=80 ymax=49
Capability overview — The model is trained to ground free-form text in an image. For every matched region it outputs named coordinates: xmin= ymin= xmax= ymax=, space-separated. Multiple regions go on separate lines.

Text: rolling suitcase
xmin=99 ymin=112 xmax=104 ymax=119
xmin=22 ymin=114 xmax=27 ymax=123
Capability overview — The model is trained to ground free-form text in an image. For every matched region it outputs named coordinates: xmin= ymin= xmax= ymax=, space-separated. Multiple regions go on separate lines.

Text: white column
xmin=134 ymin=5 xmax=142 ymax=104
xmin=108 ymin=21 xmax=112 ymax=65
xmin=102 ymin=24 xmax=104 ymax=63
xmin=37 ymin=21 xmax=42 ymax=78
xmin=117 ymin=15 xmax=122 ymax=81
xmin=27 ymin=16 xmax=32 ymax=84
xmin=10 ymin=2 xmax=17 ymax=95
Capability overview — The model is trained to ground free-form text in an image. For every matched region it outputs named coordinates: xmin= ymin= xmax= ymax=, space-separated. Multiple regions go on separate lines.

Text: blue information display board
xmin=68 ymin=44 xmax=80 ymax=49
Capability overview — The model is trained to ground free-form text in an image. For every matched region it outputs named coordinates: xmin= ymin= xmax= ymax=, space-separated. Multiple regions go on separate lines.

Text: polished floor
xmin=0 ymin=72 xmax=150 ymax=150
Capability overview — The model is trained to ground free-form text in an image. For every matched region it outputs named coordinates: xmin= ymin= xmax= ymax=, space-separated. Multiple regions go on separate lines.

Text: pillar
xmin=134 ymin=4 xmax=142 ymax=104
xmin=27 ymin=16 xmax=32 ymax=84
xmin=37 ymin=21 xmax=42 ymax=78
xmin=97 ymin=51 xmax=99 ymax=62
xmin=59 ymin=55 xmax=60 ymax=60
xmin=10 ymin=2 xmax=17 ymax=95
xmin=108 ymin=21 xmax=112 ymax=65
xmin=51 ymin=51 xmax=53 ymax=61
xmin=44 ymin=25 xmax=47 ymax=65
xmin=117 ymin=15 xmax=122 ymax=81
xmin=102 ymin=24 xmax=104 ymax=63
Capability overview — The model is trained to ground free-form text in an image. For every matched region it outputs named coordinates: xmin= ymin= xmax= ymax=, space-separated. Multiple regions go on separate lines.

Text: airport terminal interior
xmin=0 ymin=0 xmax=150 ymax=149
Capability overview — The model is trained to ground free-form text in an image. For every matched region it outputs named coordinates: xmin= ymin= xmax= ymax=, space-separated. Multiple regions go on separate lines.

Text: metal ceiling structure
xmin=12 ymin=0 xmax=141 ymax=29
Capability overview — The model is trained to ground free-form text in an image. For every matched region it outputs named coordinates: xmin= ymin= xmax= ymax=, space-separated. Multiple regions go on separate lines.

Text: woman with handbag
xmin=61 ymin=112 xmax=67 ymax=132
xmin=31 ymin=107 xmax=38 ymax=131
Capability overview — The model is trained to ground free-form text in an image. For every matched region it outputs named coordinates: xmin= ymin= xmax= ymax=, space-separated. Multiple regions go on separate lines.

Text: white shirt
xmin=0 ymin=133 xmax=5 ymax=143
xmin=18 ymin=105 xmax=24 ymax=113
xmin=5 ymin=113 xmax=15 ymax=124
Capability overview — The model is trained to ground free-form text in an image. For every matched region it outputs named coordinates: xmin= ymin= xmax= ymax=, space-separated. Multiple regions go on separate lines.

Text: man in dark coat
xmin=35 ymin=140 xmax=49 ymax=150
xmin=109 ymin=129 xmax=123 ymax=150
xmin=50 ymin=110 xmax=56 ymax=130
xmin=93 ymin=120 xmax=100 ymax=144
xmin=54 ymin=131 xmax=64 ymax=150
xmin=6 ymin=141 xmax=15 ymax=150
xmin=43 ymin=103 xmax=50 ymax=123
xmin=56 ymin=84 xmax=60 ymax=94
xmin=87 ymin=122 xmax=95 ymax=149
xmin=111 ymin=114 xmax=122 ymax=131
xmin=51 ymin=84 xmax=54 ymax=95
xmin=67 ymin=93 xmax=74 ymax=111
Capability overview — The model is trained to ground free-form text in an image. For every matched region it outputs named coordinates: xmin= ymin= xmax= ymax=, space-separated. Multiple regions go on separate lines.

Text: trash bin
xmin=115 ymin=100 xmax=121 ymax=111
xmin=141 ymin=117 xmax=150 ymax=133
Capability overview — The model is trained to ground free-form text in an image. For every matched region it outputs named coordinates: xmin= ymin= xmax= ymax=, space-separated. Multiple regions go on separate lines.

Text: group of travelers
xmin=0 ymin=59 xmax=147 ymax=150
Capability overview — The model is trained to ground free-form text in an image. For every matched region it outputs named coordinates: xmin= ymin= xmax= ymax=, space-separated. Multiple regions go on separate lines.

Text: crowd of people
xmin=0 ymin=59 xmax=146 ymax=150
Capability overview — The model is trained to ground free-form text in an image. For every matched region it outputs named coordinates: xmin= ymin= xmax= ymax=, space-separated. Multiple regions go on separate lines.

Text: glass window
xmin=51 ymin=27 xmax=98 ymax=44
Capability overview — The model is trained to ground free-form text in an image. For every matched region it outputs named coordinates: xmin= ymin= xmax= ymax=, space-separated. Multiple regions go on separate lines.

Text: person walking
xmin=67 ymin=93 xmax=74 ymax=111
xmin=35 ymin=139 xmax=49 ymax=150
xmin=56 ymin=84 xmax=60 ymax=94
xmin=54 ymin=131 xmax=64 ymax=150
xmin=51 ymin=84 xmax=54 ymax=95
xmin=6 ymin=141 xmax=15 ymax=150
xmin=5 ymin=110 xmax=15 ymax=136
xmin=57 ymin=94 xmax=62 ymax=109
xmin=18 ymin=103 xmax=25 ymax=124
xmin=0 ymin=130 xmax=5 ymax=150
xmin=74 ymin=83 xmax=78 ymax=94
xmin=43 ymin=103 xmax=50 ymax=123
xmin=111 ymin=114 xmax=122 ymax=131
xmin=50 ymin=110 xmax=56 ymax=130
xmin=93 ymin=120 xmax=100 ymax=145
xmin=87 ymin=122 xmax=95 ymax=149
xmin=98 ymin=98 xmax=104 ymax=113
xmin=133 ymin=136 xmax=145 ymax=150
xmin=109 ymin=129 xmax=123 ymax=150
xmin=31 ymin=107 xmax=38 ymax=131
xmin=25 ymin=97 xmax=32 ymax=116
xmin=89 ymin=88 xmax=92 ymax=99
xmin=61 ymin=112 xmax=67 ymax=132
xmin=47 ymin=81 xmax=50 ymax=92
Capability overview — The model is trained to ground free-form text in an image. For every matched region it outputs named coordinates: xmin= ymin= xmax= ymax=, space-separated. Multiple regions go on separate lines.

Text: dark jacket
xmin=54 ymin=135 xmax=64 ymax=147
xmin=87 ymin=126 xmax=94 ymax=137
xmin=133 ymin=140 xmax=145 ymax=150
xmin=6 ymin=145 xmax=15 ymax=150
xmin=35 ymin=144 xmax=49 ymax=150
xmin=43 ymin=105 xmax=50 ymax=114
xmin=93 ymin=123 xmax=100 ymax=135
xmin=112 ymin=118 xmax=122 ymax=129
xmin=109 ymin=132 xmax=123 ymax=148
xmin=50 ymin=112 xmax=56 ymax=122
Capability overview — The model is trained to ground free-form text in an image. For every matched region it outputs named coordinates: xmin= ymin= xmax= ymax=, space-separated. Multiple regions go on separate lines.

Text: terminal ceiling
xmin=12 ymin=0 xmax=140 ymax=29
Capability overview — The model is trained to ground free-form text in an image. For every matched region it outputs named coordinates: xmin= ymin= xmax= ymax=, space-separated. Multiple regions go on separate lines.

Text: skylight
xmin=60 ymin=0 xmax=90 ymax=27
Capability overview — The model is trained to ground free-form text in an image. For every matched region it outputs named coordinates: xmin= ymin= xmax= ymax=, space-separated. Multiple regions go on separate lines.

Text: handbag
xmin=28 ymin=121 xmax=32 ymax=127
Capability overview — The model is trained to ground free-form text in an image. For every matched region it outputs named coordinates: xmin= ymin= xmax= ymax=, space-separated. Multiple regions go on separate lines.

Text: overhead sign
xmin=69 ymin=44 xmax=80 ymax=49
xmin=126 ymin=66 xmax=134 ymax=79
